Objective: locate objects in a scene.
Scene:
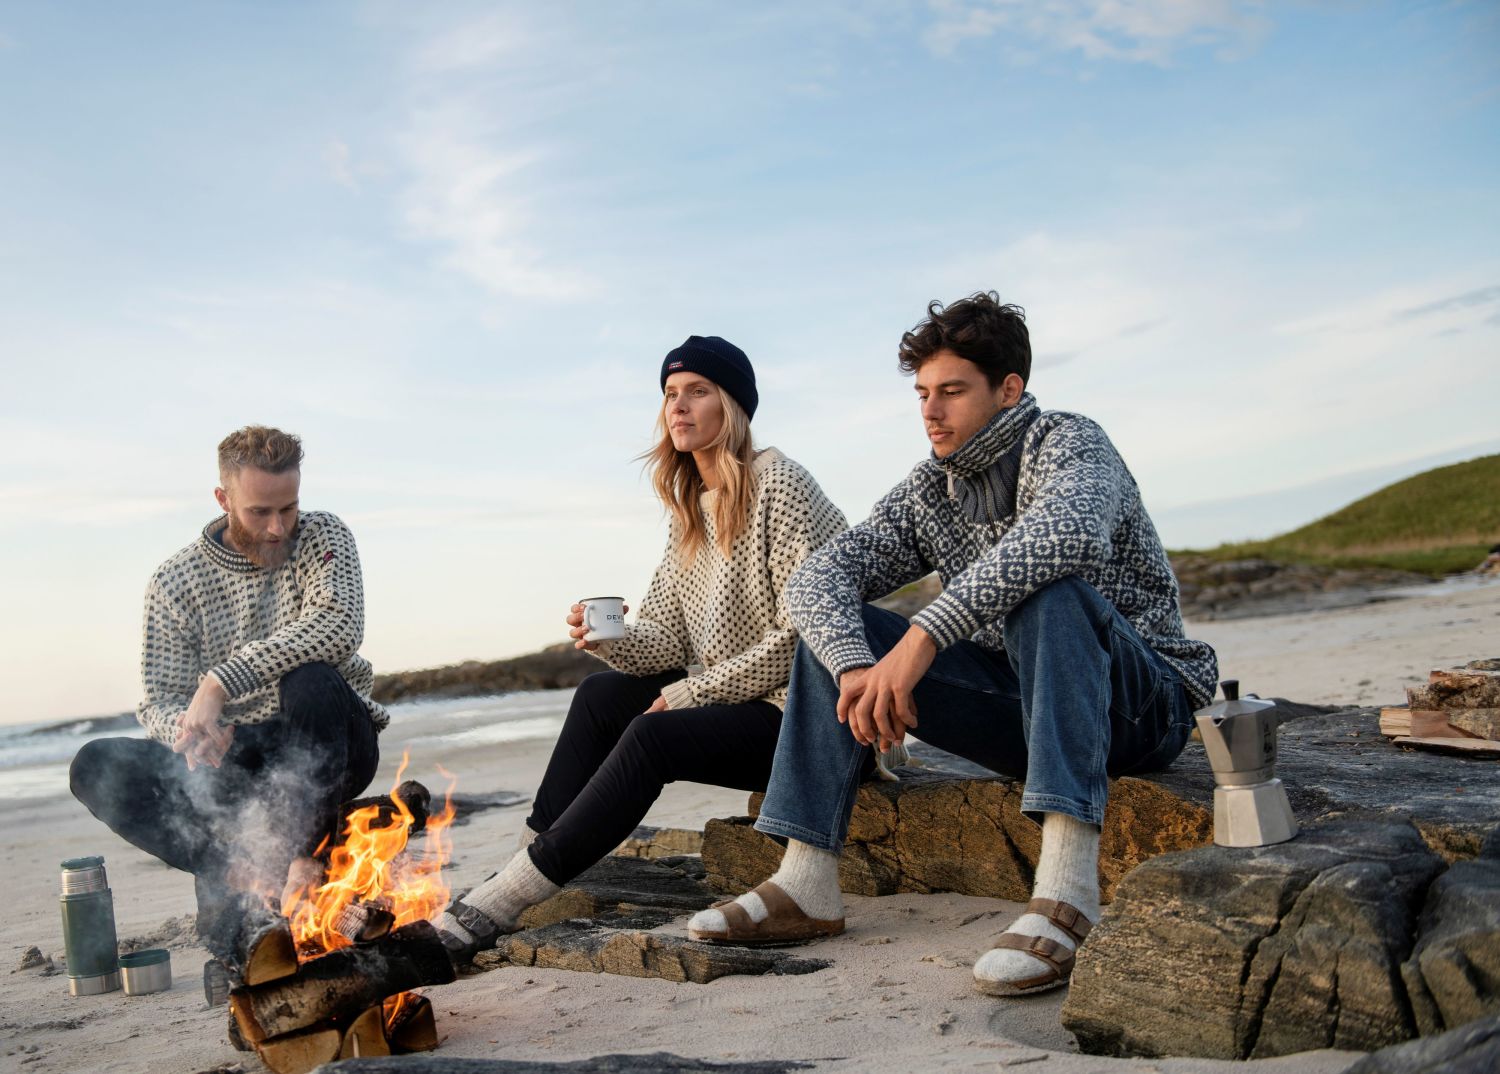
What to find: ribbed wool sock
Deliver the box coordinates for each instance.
[435,849,559,944]
[689,839,843,935]
[974,812,1100,988]
[517,823,541,852]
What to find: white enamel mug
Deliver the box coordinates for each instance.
[580,596,626,643]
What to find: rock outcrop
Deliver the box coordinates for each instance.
[701,706,1500,903]
[1060,816,1445,1059]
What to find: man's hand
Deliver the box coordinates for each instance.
[567,601,629,651]
[836,626,937,750]
[173,675,235,771]
[644,694,668,714]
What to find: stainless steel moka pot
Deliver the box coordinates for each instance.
[1194,680,1298,847]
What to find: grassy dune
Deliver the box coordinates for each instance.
[1184,454,1500,576]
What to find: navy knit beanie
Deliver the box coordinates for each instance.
[659,335,758,421]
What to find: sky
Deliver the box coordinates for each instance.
[1,1,1497,725]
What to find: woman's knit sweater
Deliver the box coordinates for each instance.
[592,448,847,710]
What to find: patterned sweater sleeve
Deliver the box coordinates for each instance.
[591,546,691,676]
[206,513,366,699]
[786,475,931,679]
[912,416,1128,649]
[658,465,848,710]
[137,575,200,746]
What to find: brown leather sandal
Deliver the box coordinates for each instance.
[687,881,845,947]
[973,896,1094,997]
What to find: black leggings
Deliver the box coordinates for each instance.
[69,662,381,885]
[525,670,782,886]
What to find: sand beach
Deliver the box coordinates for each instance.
[3,579,1497,1074]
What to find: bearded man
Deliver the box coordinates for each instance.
[70,425,386,931]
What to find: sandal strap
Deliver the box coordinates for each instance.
[991,932,1075,977]
[1025,897,1093,945]
[717,900,756,934]
[752,881,800,920]
[446,898,500,945]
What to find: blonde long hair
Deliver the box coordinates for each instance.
[642,384,756,564]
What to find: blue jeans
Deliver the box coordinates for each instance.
[756,577,1194,851]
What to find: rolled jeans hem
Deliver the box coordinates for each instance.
[1020,792,1103,827]
[753,814,841,854]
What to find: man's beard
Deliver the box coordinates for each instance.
[225,514,296,569]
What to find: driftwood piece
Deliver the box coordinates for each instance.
[339,1004,392,1059]
[1395,737,1500,758]
[386,994,439,1053]
[1411,671,1500,711]
[255,1022,341,1074]
[1380,708,1456,739]
[230,922,455,1043]
[1449,708,1500,741]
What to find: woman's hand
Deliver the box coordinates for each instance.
[567,601,629,650]
[644,694,669,714]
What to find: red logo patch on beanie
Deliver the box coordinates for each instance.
[667,360,684,370]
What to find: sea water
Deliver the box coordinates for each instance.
[0,688,575,803]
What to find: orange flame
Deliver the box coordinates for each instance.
[281,751,456,1028]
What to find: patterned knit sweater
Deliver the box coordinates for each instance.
[786,395,1218,707]
[592,448,848,710]
[137,511,389,746]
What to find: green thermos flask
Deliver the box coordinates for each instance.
[59,856,121,996]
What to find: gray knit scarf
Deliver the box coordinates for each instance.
[933,393,1040,524]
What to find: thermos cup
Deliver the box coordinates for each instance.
[59,856,121,996]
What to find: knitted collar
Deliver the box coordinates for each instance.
[932,393,1040,524]
[199,514,296,574]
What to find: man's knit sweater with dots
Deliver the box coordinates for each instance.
[787,395,1218,706]
[137,511,389,745]
[593,448,847,711]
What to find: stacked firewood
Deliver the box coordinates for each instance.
[226,913,453,1073]
[1379,660,1500,757]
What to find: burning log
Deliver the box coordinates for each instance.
[199,898,298,987]
[230,922,455,1044]
[335,779,432,842]
[335,900,396,944]
[385,994,439,1053]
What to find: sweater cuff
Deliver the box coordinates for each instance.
[207,658,261,700]
[911,594,983,651]
[659,677,698,711]
[818,637,878,681]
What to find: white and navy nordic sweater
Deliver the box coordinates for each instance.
[786,395,1218,707]
[137,511,389,746]
[592,448,848,711]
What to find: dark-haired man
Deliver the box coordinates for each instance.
[690,293,1216,998]
[70,426,385,929]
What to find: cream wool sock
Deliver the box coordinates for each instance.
[436,849,559,944]
[517,823,541,852]
[974,812,1100,988]
[689,839,843,935]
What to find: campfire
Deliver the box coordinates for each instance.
[225,755,460,1074]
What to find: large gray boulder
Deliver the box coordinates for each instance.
[1343,1013,1500,1074]
[1060,816,1444,1059]
[1401,830,1500,1035]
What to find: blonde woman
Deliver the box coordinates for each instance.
[435,335,847,961]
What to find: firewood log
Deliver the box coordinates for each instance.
[386,994,439,1053]
[230,922,455,1043]
[254,1023,341,1074]
[335,780,432,840]
[339,1005,392,1059]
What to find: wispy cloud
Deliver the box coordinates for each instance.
[924,0,1270,64]
[1392,284,1500,322]
[324,137,359,191]
[393,12,595,302]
